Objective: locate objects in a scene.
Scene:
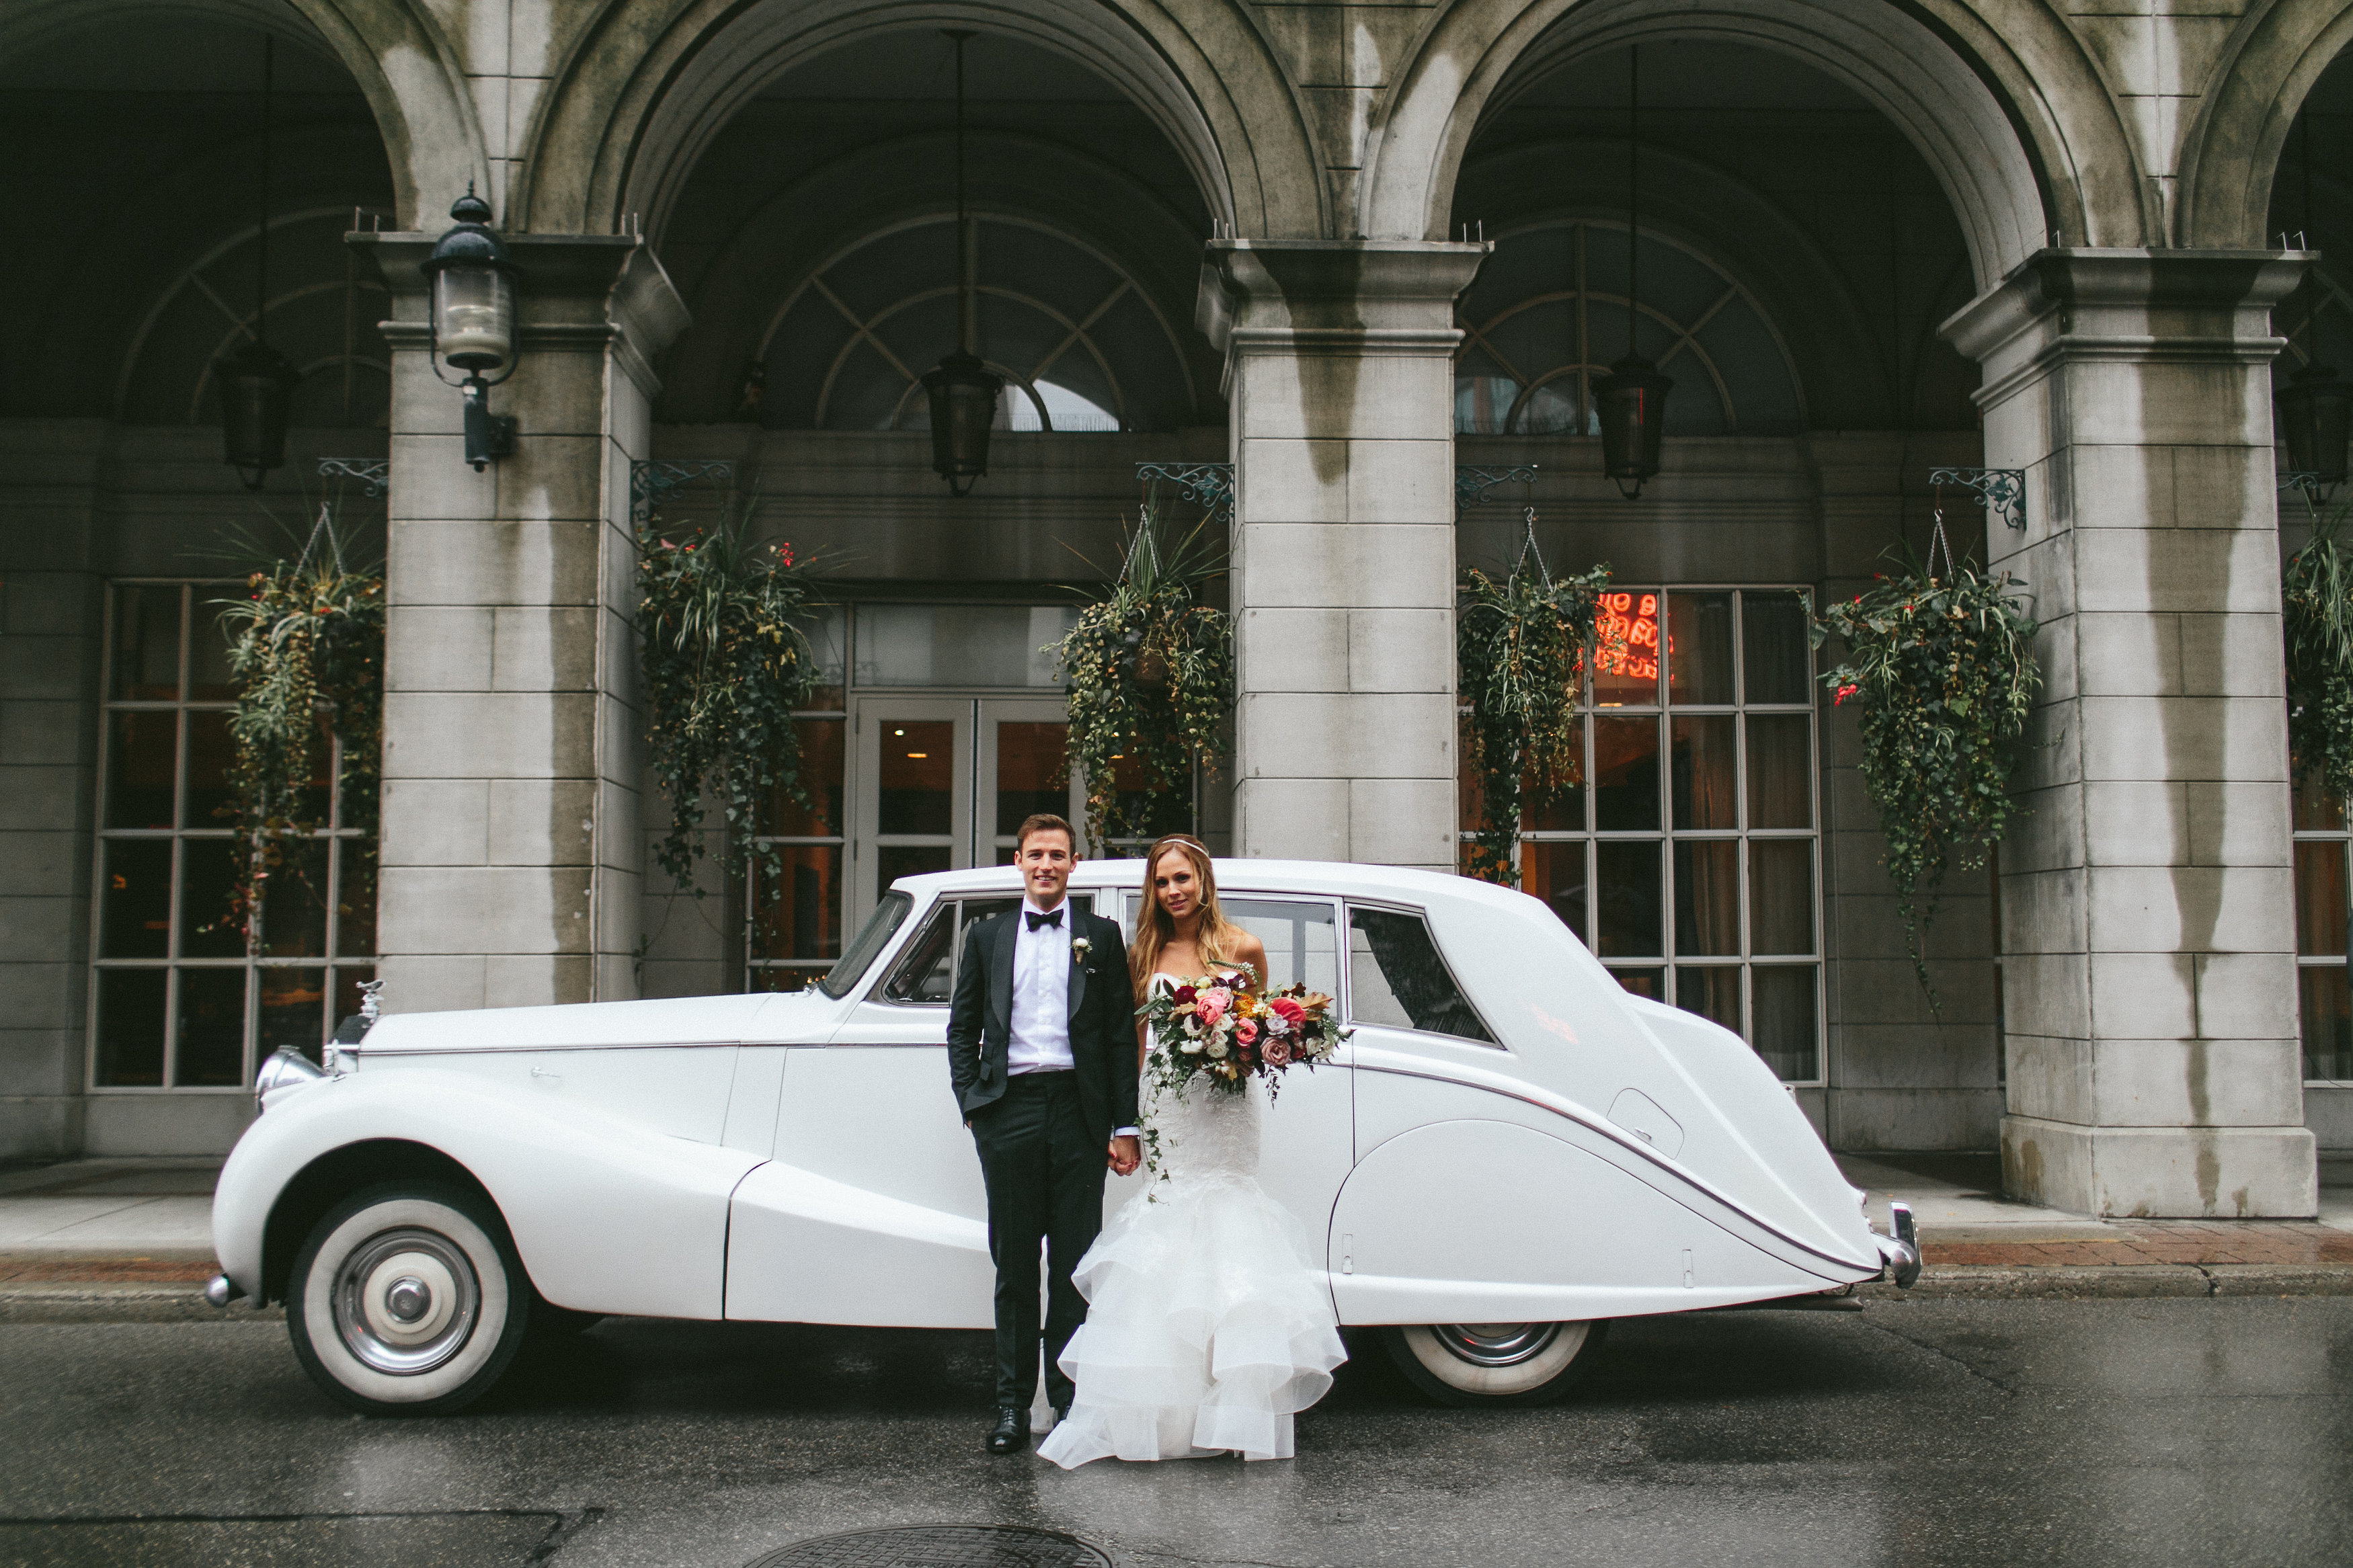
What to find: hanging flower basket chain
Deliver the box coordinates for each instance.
[1808,511,2040,1008]
[210,505,385,944]
[1047,484,1234,850]
[1457,505,1615,886]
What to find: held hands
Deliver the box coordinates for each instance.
[1107,1134,1141,1176]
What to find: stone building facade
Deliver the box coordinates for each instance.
[5,0,2351,1216]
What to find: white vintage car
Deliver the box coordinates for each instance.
[210,859,1918,1415]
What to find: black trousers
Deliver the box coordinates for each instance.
[969,1070,1103,1409]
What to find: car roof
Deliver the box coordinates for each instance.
[886,858,1532,915]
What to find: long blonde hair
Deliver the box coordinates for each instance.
[1130,835,1242,989]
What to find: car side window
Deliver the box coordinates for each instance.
[1221,898,1339,995]
[1345,905,1496,1044]
[874,895,1064,1005]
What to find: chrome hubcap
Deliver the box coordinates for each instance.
[332,1228,479,1374]
[1432,1322,1559,1368]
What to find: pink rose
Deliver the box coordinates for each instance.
[1235,1019,1258,1044]
[1263,1038,1292,1067]
[1195,987,1229,1026]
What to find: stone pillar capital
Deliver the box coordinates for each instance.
[351,231,690,398]
[1943,247,2309,409]
[1196,239,1489,364]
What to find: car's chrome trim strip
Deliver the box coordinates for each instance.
[1351,1057,1872,1275]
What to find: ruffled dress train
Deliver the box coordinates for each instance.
[1037,1020,1345,1467]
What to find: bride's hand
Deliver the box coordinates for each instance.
[1107,1134,1141,1175]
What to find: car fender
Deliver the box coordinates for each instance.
[212,1068,763,1319]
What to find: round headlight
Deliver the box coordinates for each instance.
[253,1046,327,1113]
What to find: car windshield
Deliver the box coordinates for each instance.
[822,892,914,998]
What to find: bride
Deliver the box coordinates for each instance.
[1038,834,1347,1466]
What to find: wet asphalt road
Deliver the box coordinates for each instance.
[1,1298,2349,1568]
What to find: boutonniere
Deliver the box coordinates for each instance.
[1070,936,1092,962]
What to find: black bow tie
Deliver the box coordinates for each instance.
[1025,907,1064,932]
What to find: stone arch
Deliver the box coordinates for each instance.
[514,0,1326,241]
[0,0,486,229]
[1364,0,2146,288]
[2177,0,2353,249]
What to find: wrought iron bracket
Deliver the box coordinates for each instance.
[1133,462,1234,526]
[317,458,389,499]
[630,459,736,526]
[1455,464,1539,509]
[1929,466,2027,531]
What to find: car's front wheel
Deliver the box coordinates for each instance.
[286,1182,528,1415]
[1382,1320,1610,1407]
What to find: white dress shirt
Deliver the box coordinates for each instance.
[1007,896,1075,1075]
[1006,896,1140,1140]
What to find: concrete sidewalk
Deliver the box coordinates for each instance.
[1,1151,2348,1320]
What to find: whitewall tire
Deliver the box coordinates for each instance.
[1382,1320,1610,1407]
[286,1182,528,1415]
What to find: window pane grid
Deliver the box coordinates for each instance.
[1463,585,1821,1082]
[91,583,377,1090]
[747,700,850,985]
[2293,764,2353,1083]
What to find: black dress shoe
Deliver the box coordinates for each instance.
[985,1407,1031,1454]
[1053,1404,1070,1428]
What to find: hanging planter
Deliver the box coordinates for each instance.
[211,509,385,942]
[2284,499,2353,807]
[1456,511,1614,884]
[1049,490,1234,850]
[637,511,827,899]
[1809,524,2040,1005]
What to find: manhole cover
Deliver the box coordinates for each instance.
[747,1525,1114,1568]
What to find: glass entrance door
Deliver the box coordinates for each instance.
[851,696,1079,923]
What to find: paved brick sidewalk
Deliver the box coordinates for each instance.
[1927,1221,2353,1270]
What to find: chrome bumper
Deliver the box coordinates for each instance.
[1874,1201,1921,1288]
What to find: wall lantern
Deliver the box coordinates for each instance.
[218,34,297,491]
[420,188,521,470]
[923,29,1002,495]
[1596,44,1671,500]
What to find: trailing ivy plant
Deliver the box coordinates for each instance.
[2284,499,2353,809]
[210,510,385,944]
[636,511,826,900]
[1049,491,1234,850]
[1456,524,1613,885]
[1810,547,2040,1006]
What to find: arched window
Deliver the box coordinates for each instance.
[756,214,1197,433]
[1454,220,1804,438]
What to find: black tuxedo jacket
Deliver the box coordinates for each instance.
[947,905,1140,1149]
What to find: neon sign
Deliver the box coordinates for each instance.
[1593,591,1667,683]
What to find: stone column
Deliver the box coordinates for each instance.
[1199,240,1486,871]
[1946,249,2317,1217]
[353,227,688,1013]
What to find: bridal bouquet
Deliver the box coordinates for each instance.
[1140,968,1345,1102]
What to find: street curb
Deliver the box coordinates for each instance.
[1860,1263,2353,1300]
[0,1285,283,1324]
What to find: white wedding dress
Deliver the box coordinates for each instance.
[1037,973,1347,1467]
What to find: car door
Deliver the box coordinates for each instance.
[727,892,1023,1327]
[1211,896,1355,1296]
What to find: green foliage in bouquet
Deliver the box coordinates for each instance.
[637,513,826,900]
[1810,550,2039,1004]
[2283,501,2353,810]
[1456,536,1614,885]
[211,512,385,943]
[1049,492,1234,850]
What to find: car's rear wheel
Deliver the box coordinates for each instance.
[1382,1320,1610,1407]
[286,1181,528,1415]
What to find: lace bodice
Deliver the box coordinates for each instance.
[1146,972,1261,1186]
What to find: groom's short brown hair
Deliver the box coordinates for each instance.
[1015,813,1077,853]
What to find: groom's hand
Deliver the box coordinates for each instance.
[1107,1135,1140,1175]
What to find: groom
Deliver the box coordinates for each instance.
[948,813,1142,1454]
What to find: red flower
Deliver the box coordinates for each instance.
[1268,997,1306,1027]
[1833,683,1860,706]
[1173,985,1197,1005]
